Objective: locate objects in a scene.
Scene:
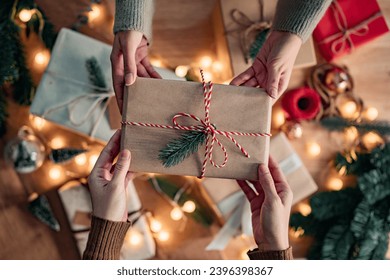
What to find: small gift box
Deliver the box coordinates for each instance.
[313,0,389,61]
[201,132,318,250]
[213,0,317,80]
[30,28,116,142]
[59,181,156,260]
[121,76,272,180]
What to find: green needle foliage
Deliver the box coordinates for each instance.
[0,88,9,137]
[49,148,87,164]
[159,131,207,167]
[249,28,269,61]
[321,116,390,136]
[149,177,213,226]
[85,57,107,91]
[290,143,390,259]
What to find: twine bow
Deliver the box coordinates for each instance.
[319,0,383,55]
[229,0,271,63]
[122,69,271,178]
[42,71,114,138]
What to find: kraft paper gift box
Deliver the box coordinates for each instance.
[313,0,389,61]
[121,78,272,180]
[59,181,156,260]
[201,132,318,250]
[213,0,317,81]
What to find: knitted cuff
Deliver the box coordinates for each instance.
[272,0,332,42]
[82,216,131,260]
[247,247,294,260]
[113,0,154,43]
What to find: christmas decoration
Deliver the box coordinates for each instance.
[313,0,389,61]
[281,87,322,121]
[27,195,60,231]
[290,143,390,259]
[49,148,87,164]
[281,121,303,140]
[321,117,390,137]
[3,126,45,173]
[0,0,57,136]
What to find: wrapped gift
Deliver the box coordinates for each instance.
[201,132,318,250]
[30,28,116,142]
[121,77,272,180]
[313,0,389,61]
[213,0,317,80]
[59,181,156,260]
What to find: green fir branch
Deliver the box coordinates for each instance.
[159,131,206,168]
[49,148,87,164]
[321,116,390,136]
[0,88,8,137]
[321,223,354,260]
[86,57,107,90]
[249,29,269,61]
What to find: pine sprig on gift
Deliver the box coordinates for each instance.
[290,143,390,259]
[86,57,107,91]
[159,131,207,168]
[49,148,87,164]
[321,116,390,136]
[249,28,269,61]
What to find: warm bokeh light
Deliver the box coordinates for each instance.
[240,249,250,260]
[273,110,286,128]
[89,154,99,169]
[149,218,162,233]
[290,227,305,238]
[49,166,62,180]
[18,9,34,22]
[343,126,359,144]
[327,177,343,191]
[170,207,183,221]
[339,100,357,119]
[157,230,170,242]
[202,71,213,82]
[182,200,196,213]
[306,142,321,157]
[361,131,384,151]
[34,51,50,66]
[50,137,65,149]
[88,4,101,22]
[75,154,87,166]
[199,56,213,68]
[150,58,163,67]
[175,65,189,78]
[30,116,46,130]
[363,107,378,121]
[297,203,311,217]
[212,61,223,73]
[127,229,143,246]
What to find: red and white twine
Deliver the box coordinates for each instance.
[121,69,271,178]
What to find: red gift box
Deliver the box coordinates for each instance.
[313,0,389,61]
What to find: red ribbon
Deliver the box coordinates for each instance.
[122,70,271,178]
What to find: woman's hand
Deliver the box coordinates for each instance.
[88,130,133,222]
[231,31,302,100]
[237,157,293,251]
[110,30,161,111]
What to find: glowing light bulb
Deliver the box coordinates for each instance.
[290,227,305,238]
[339,100,357,119]
[297,203,311,217]
[361,131,384,151]
[75,154,87,166]
[150,58,163,67]
[50,137,65,149]
[170,207,183,221]
[157,230,170,242]
[202,71,213,82]
[363,107,378,121]
[34,51,50,66]
[343,126,359,144]
[175,65,189,78]
[306,142,321,157]
[89,154,99,169]
[19,9,33,22]
[88,4,101,22]
[49,166,62,180]
[127,229,143,246]
[328,177,343,191]
[240,249,250,260]
[273,110,286,128]
[149,218,162,233]
[212,61,223,73]
[182,200,196,213]
[199,56,213,68]
[31,116,45,130]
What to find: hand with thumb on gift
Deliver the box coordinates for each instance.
[230,31,302,101]
[237,156,293,252]
[88,129,133,222]
[110,30,162,113]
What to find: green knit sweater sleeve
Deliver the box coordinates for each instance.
[272,0,332,42]
[113,0,154,42]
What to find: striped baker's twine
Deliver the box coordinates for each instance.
[121,69,271,178]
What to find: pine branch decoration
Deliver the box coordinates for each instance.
[86,57,107,91]
[249,29,269,61]
[321,116,390,136]
[49,148,87,164]
[159,131,207,167]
